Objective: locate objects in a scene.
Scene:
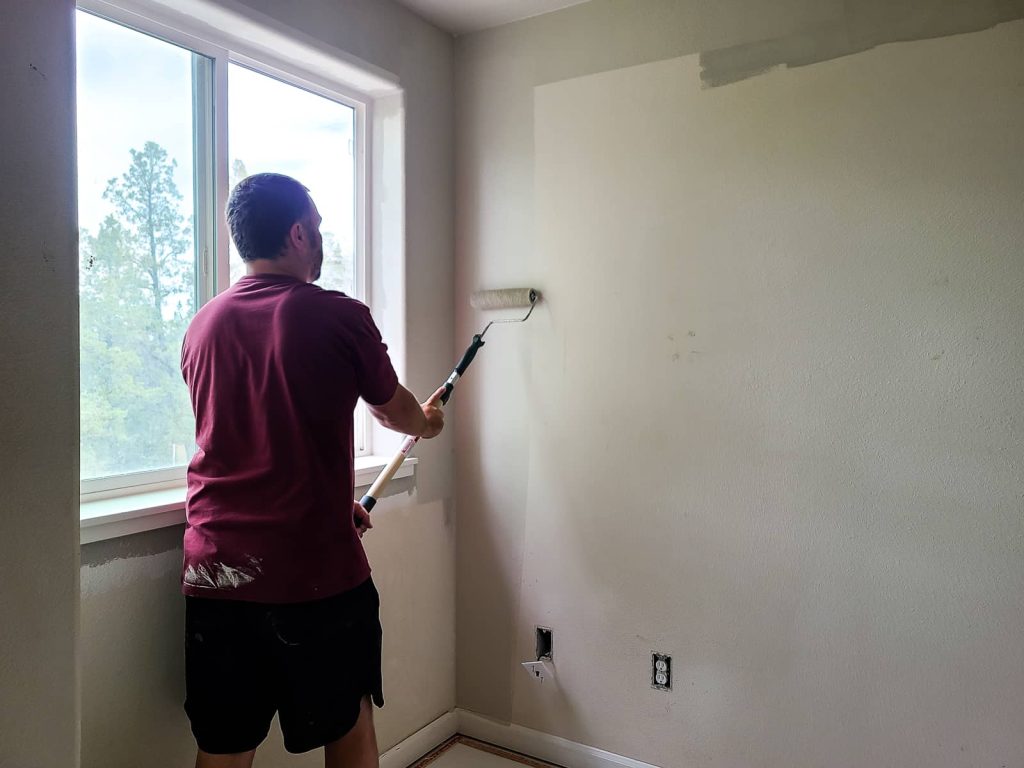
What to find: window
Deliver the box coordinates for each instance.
[227,63,359,297]
[76,11,211,494]
[76,4,371,501]
[226,63,369,449]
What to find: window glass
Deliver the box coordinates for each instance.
[76,10,204,480]
[227,64,357,297]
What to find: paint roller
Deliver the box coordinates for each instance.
[357,288,540,515]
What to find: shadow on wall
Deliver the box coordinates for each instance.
[700,0,1024,87]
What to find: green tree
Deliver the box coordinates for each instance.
[103,142,192,322]
[320,231,354,295]
[80,142,195,478]
[231,158,249,190]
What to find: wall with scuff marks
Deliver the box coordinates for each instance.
[0,1,80,767]
[80,528,191,766]
[454,3,1024,765]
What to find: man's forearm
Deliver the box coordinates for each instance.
[368,385,429,436]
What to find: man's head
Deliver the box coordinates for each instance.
[227,172,323,282]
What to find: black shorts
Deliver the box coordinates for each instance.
[184,578,384,755]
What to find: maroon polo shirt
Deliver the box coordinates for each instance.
[180,273,398,603]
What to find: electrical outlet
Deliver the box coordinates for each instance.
[521,660,552,682]
[652,653,672,691]
[536,627,553,661]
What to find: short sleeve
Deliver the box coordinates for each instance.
[345,302,399,406]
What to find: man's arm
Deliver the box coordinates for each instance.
[368,384,445,439]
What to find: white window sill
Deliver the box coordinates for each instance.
[79,456,416,545]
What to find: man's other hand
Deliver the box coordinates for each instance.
[353,501,373,537]
[368,384,446,438]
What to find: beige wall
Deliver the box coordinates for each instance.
[2,0,454,765]
[0,1,80,767]
[455,3,1024,766]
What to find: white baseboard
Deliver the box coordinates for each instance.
[379,711,458,768]
[378,708,662,768]
[456,710,662,768]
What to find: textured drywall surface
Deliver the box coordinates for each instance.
[455,8,1024,767]
[453,0,842,720]
[0,1,80,767]
[70,0,456,762]
[80,528,192,768]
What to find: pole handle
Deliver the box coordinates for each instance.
[441,335,485,405]
[357,332,486,524]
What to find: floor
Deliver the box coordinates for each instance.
[413,736,561,768]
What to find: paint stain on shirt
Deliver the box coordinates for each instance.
[184,556,263,590]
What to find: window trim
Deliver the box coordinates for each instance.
[80,466,186,502]
[77,0,381,503]
[81,456,418,544]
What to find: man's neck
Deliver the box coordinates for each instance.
[245,258,308,282]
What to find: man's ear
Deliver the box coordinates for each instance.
[288,219,306,248]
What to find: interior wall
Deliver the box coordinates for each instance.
[0,0,458,764]
[0,1,80,767]
[454,3,1024,766]
[80,529,191,766]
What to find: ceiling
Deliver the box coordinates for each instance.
[395,0,589,35]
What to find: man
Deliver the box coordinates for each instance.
[180,173,444,768]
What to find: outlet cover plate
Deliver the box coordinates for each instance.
[652,652,672,691]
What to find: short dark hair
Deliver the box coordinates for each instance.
[226,173,312,262]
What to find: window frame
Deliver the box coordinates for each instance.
[77,0,374,503]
